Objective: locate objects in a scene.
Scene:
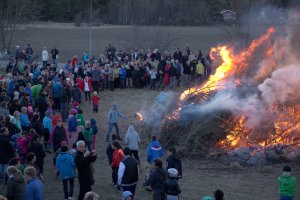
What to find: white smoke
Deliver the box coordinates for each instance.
[139,91,178,129]
[140,7,300,132]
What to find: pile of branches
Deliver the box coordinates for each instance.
[160,111,231,158]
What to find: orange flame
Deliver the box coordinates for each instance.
[135,112,143,121]
[172,27,300,150]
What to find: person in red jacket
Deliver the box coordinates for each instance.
[52,110,62,128]
[71,55,78,68]
[111,141,124,188]
[91,91,100,113]
[76,77,84,92]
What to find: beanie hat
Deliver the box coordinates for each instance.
[73,102,79,107]
[71,109,77,115]
[202,197,213,200]
[283,166,291,172]
[168,168,178,178]
[123,191,133,200]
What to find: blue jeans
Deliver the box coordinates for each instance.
[107,123,120,139]
[63,178,74,199]
[280,196,293,200]
[280,195,294,200]
[120,78,125,89]
[60,102,68,122]
[0,164,8,183]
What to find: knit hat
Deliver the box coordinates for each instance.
[73,102,79,107]
[70,109,77,115]
[283,166,291,172]
[61,140,67,146]
[202,196,213,200]
[122,191,133,200]
[167,168,178,178]
[93,91,97,95]
[26,153,35,162]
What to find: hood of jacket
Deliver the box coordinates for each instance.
[170,154,181,161]
[126,125,136,134]
[57,152,69,162]
[112,103,117,110]
[150,141,161,149]
[90,118,97,126]
[11,171,25,184]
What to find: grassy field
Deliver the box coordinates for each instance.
[0,88,299,200]
[10,24,231,62]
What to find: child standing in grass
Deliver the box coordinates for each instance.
[92,91,100,113]
[278,166,296,200]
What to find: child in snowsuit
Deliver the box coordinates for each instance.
[165,168,181,200]
[92,91,100,113]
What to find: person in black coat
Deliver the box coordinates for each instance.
[144,159,167,200]
[165,168,181,200]
[173,48,183,63]
[166,147,182,179]
[30,113,44,138]
[9,99,21,115]
[29,134,46,174]
[72,84,82,104]
[0,127,15,183]
[106,134,117,165]
[37,90,48,121]
[118,147,139,198]
[132,67,140,89]
[75,140,97,200]
[4,116,20,138]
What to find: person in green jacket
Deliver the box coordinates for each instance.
[31,83,43,106]
[83,121,93,151]
[278,166,296,200]
[75,109,86,128]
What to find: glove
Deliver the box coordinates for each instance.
[84,151,90,157]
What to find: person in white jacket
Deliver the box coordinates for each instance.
[125,125,141,165]
[42,47,49,67]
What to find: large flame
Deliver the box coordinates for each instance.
[173,27,300,150]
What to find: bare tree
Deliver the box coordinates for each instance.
[0,0,35,50]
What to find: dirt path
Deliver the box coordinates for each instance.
[0,89,299,200]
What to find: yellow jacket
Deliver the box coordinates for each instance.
[114,68,120,78]
[196,63,204,75]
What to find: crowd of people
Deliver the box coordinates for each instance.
[0,44,297,200]
[5,44,213,92]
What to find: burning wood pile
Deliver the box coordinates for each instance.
[138,19,300,165]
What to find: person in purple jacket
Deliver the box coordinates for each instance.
[68,109,78,147]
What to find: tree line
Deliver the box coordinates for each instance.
[28,0,293,25]
[0,0,296,50]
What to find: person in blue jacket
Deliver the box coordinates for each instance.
[24,166,44,200]
[106,103,126,142]
[56,145,76,200]
[119,66,127,89]
[20,107,30,131]
[146,136,164,163]
[53,80,62,110]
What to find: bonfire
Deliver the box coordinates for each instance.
[138,22,300,165]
